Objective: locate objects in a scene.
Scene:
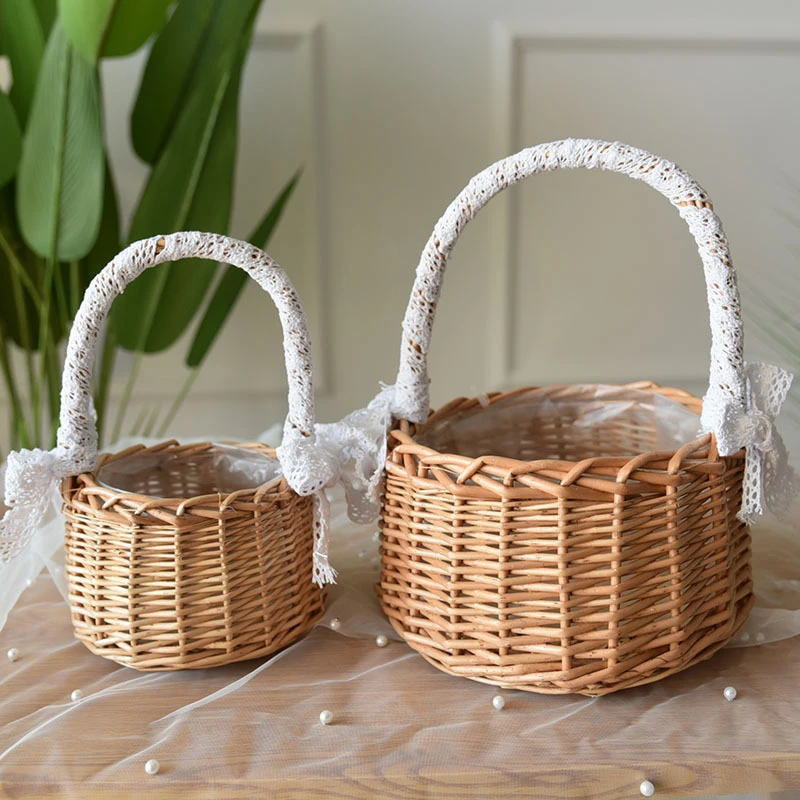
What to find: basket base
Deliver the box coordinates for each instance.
[379,591,754,696]
[71,603,326,672]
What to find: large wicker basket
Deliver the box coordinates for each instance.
[378,140,755,695]
[58,232,325,670]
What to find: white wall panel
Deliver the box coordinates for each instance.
[491,30,800,390]
[2,0,799,450]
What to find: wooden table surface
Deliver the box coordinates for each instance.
[0,574,798,800]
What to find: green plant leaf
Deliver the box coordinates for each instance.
[33,0,57,35]
[114,68,240,352]
[58,0,173,65]
[0,190,40,347]
[186,169,302,368]
[0,93,22,189]
[62,166,120,318]
[130,0,216,165]
[16,23,105,262]
[0,0,46,125]
[113,1,263,354]
[83,165,121,280]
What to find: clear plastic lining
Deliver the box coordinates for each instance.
[418,384,703,460]
[96,442,282,496]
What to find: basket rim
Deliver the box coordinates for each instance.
[386,382,740,499]
[61,439,290,513]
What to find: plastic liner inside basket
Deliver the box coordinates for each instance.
[415,384,703,462]
[96,443,282,498]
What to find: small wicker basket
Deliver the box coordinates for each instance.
[378,140,755,695]
[58,232,324,670]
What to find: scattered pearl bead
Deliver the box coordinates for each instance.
[145,759,160,775]
[755,632,765,643]
[358,549,367,559]
[640,779,655,797]
[723,686,737,702]
[376,634,388,648]
[372,531,381,542]
[70,689,83,702]
[738,631,750,643]
[7,648,19,663]
[319,709,333,726]
[492,695,505,711]
[329,617,341,631]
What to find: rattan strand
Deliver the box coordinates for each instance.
[62,441,324,671]
[378,384,752,695]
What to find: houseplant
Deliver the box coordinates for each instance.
[0,0,298,455]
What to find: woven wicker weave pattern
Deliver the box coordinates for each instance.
[63,442,324,671]
[379,385,752,695]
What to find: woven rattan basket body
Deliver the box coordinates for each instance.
[376,140,758,695]
[45,232,327,670]
[62,441,323,670]
[380,384,751,695]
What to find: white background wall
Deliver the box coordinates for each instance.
[3,0,800,447]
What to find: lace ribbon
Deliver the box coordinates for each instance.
[275,430,339,586]
[702,361,797,523]
[0,448,74,565]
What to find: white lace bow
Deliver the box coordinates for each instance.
[0,448,75,565]
[703,361,796,524]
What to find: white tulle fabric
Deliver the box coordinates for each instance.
[0,232,342,586]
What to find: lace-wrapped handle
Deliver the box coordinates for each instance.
[57,232,317,474]
[393,138,745,423]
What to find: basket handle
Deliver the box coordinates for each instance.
[392,139,745,425]
[58,232,317,473]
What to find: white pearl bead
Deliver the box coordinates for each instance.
[7,648,19,663]
[70,689,83,702]
[319,709,333,726]
[755,632,765,643]
[376,634,388,648]
[358,549,367,559]
[723,686,737,702]
[492,695,505,711]
[738,631,750,643]
[145,759,160,775]
[329,617,341,631]
[640,779,655,797]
